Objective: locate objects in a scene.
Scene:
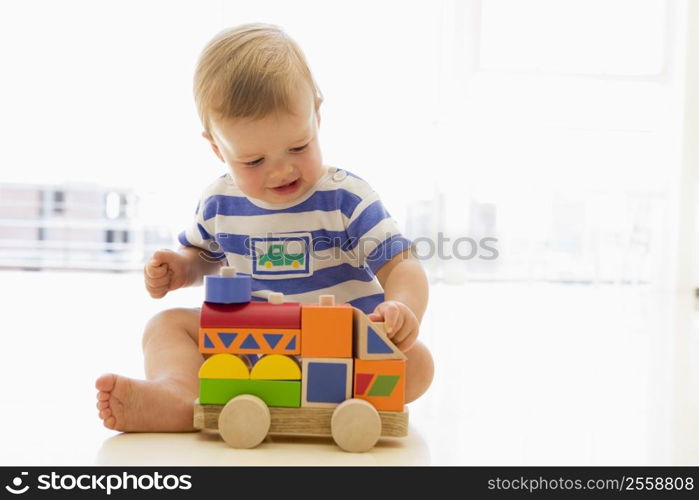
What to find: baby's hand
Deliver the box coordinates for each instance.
[144,249,190,298]
[367,300,419,352]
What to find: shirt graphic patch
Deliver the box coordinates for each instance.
[250,232,313,278]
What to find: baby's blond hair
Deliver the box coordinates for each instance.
[194,23,323,134]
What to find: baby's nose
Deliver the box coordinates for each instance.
[270,162,295,180]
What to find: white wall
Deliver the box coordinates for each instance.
[0,0,694,287]
[0,0,442,240]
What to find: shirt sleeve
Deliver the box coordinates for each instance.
[177,192,226,261]
[345,191,413,275]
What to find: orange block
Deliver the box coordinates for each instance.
[300,303,353,358]
[353,359,405,412]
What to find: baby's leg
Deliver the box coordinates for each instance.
[404,341,434,403]
[95,308,202,432]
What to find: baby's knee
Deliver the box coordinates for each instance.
[142,308,199,347]
[406,342,434,375]
[405,341,434,403]
[145,307,198,329]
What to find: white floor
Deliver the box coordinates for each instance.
[0,270,697,465]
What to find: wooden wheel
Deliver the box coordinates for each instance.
[218,395,271,449]
[331,399,382,452]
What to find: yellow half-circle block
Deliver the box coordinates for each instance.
[250,355,301,380]
[199,353,250,379]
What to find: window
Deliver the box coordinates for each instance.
[423,0,685,284]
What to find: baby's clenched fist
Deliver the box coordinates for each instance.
[144,249,190,298]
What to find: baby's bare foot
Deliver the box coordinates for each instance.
[95,374,197,432]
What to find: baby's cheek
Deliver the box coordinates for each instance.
[232,171,262,197]
[300,150,323,175]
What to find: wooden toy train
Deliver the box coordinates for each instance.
[193,266,408,452]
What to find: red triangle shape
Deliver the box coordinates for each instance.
[355,373,374,395]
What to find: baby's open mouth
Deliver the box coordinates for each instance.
[272,179,298,189]
[272,179,299,193]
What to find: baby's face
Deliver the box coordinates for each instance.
[204,90,324,205]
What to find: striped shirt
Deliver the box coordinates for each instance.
[178,166,413,314]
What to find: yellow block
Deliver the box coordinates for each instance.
[250,355,301,380]
[199,353,250,379]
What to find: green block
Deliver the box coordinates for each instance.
[199,379,301,407]
[367,375,400,397]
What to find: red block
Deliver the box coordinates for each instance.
[201,301,301,329]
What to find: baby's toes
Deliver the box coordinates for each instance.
[95,373,117,393]
[103,415,116,429]
[97,400,109,410]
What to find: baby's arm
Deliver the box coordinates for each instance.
[144,246,224,298]
[367,249,429,351]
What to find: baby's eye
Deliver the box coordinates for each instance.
[244,157,264,167]
[289,143,309,153]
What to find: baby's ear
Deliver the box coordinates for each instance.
[202,131,225,163]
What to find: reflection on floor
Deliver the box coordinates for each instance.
[96,429,430,466]
[0,271,697,465]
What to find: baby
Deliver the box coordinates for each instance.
[96,23,434,431]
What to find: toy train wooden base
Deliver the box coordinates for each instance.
[194,397,408,453]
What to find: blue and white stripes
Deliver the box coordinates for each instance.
[179,166,412,314]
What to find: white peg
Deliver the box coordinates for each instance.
[268,292,284,304]
[319,295,335,306]
[221,266,237,277]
